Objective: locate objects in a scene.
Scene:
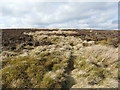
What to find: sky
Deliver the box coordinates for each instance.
[0,0,118,30]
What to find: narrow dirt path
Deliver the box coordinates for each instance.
[62,55,76,88]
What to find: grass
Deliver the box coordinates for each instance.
[52,64,62,71]
[73,54,113,86]
[73,57,87,68]
[40,75,56,88]
[2,55,49,88]
[2,31,118,88]
[2,50,70,88]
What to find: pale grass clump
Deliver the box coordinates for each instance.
[40,69,66,88]
[1,51,17,60]
[84,45,118,65]
[11,79,24,88]
[73,43,83,50]
[24,30,77,36]
[71,44,118,88]
[44,69,65,81]
[82,40,95,47]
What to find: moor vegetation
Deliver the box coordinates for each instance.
[1,29,119,89]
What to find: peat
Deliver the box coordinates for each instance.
[1,29,119,51]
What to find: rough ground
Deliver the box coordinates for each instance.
[2,29,119,51]
[1,29,119,89]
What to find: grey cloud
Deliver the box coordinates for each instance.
[0,1,118,30]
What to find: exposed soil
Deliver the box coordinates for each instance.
[1,29,119,51]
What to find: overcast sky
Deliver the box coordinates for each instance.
[0,0,118,30]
